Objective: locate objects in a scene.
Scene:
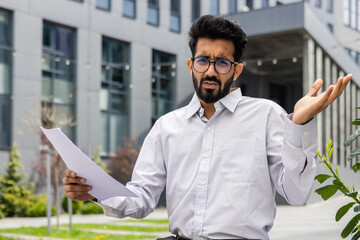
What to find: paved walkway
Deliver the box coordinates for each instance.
[0,196,354,239]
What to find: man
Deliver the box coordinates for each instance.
[63,15,351,239]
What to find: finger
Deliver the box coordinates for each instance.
[308,79,323,97]
[338,74,352,95]
[65,192,93,201]
[325,77,343,103]
[63,184,92,192]
[65,170,77,178]
[62,175,86,185]
[318,85,334,111]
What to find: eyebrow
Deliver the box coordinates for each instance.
[195,55,230,60]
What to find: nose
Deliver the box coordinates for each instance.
[205,62,217,77]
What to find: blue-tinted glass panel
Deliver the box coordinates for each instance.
[192,0,201,23]
[42,22,76,141]
[148,0,159,26]
[151,50,176,122]
[0,95,11,147]
[97,0,111,10]
[0,9,11,148]
[170,15,180,32]
[101,37,130,153]
[123,0,136,18]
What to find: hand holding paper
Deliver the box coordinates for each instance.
[41,127,137,201]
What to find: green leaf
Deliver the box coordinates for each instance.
[344,128,360,147]
[354,205,360,213]
[333,179,348,194]
[314,174,332,183]
[347,147,360,161]
[315,185,338,201]
[336,202,356,221]
[342,214,360,238]
[335,166,339,177]
[347,192,358,199]
[352,119,360,126]
[353,163,360,173]
[352,230,360,240]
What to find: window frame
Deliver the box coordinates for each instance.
[100,37,131,155]
[0,9,13,149]
[147,0,160,26]
[123,0,137,19]
[170,0,181,33]
[96,0,111,11]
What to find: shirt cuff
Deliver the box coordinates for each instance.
[283,113,317,149]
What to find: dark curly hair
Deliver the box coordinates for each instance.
[188,15,247,62]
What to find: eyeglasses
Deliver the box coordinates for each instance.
[191,57,238,75]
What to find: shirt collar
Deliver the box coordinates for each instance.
[185,88,243,120]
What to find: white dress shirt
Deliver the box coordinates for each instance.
[97,88,317,240]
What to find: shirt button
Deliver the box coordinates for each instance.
[207,127,212,131]
[200,181,205,186]
[304,131,308,136]
[204,153,209,158]
[196,211,201,215]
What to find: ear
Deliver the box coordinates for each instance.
[187,58,193,75]
[233,63,243,81]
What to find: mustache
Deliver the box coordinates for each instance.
[200,76,221,85]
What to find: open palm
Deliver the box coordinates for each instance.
[292,74,352,125]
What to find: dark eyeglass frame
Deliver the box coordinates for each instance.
[191,57,239,75]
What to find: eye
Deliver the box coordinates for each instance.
[195,57,208,66]
[217,58,230,67]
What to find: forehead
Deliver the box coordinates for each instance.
[195,38,235,59]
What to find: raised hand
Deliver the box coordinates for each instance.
[292,74,352,125]
[62,170,95,201]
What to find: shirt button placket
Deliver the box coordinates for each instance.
[192,123,214,236]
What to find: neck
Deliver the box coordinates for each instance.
[200,100,216,120]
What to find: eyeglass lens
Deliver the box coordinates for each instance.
[193,57,232,74]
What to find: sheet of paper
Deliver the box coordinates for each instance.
[40,127,138,200]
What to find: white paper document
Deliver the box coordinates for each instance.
[41,127,138,200]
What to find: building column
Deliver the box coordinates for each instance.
[315,46,323,154]
[331,64,339,165]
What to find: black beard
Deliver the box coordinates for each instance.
[192,75,234,103]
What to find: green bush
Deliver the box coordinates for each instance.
[62,195,83,214]
[27,194,56,217]
[0,143,36,217]
[0,209,4,219]
[80,201,103,215]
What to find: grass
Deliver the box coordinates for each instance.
[0,227,157,240]
[0,236,22,240]
[69,223,169,232]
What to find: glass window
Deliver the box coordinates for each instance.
[327,0,333,13]
[123,0,136,19]
[0,9,11,148]
[42,22,76,140]
[229,0,237,14]
[246,0,254,10]
[151,50,176,124]
[69,0,83,2]
[210,0,219,15]
[351,0,356,29]
[327,23,333,33]
[170,0,181,32]
[147,0,159,26]
[191,0,201,23]
[101,37,130,155]
[96,0,111,11]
